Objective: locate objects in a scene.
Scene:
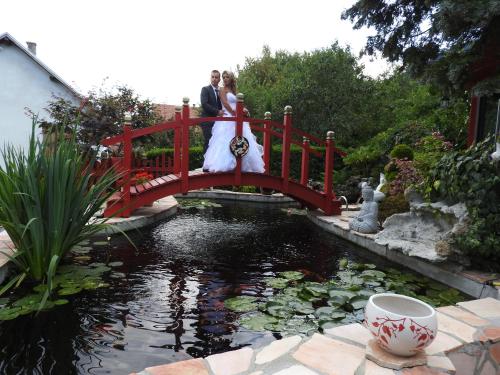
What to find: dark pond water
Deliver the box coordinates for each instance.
[0,202,457,374]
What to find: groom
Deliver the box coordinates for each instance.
[200,70,224,158]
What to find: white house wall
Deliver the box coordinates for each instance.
[0,42,80,152]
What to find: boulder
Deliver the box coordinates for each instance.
[375,201,469,264]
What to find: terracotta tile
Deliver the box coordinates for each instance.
[489,342,500,364]
[365,339,426,370]
[145,358,208,375]
[437,306,490,327]
[426,356,456,372]
[425,332,463,355]
[447,351,478,375]
[206,347,253,375]
[324,323,371,347]
[458,298,500,319]
[437,312,477,343]
[255,335,301,364]
[293,333,364,375]
[270,365,319,375]
[401,366,448,374]
[364,359,396,374]
[479,327,500,343]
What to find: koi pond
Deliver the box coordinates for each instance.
[0,200,467,374]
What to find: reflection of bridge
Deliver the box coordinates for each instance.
[101,94,346,217]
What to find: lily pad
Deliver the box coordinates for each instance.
[224,296,259,312]
[108,261,124,267]
[265,277,289,289]
[239,313,278,331]
[279,271,304,281]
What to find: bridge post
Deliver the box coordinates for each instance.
[281,106,292,193]
[235,93,244,186]
[300,136,310,186]
[174,106,182,174]
[122,114,132,217]
[323,130,335,214]
[263,111,272,174]
[181,97,190,194]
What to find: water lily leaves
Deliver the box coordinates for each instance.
[178,199,222,209]
[349,296,368,310]
[71,247,91,254]
[303,283,328,297]
[361,270,386,280]
[338,258,348,269]
[239,313,278,331]
[288,300,315,315]
[315,306,346,320]
[108,261,124,267]
[265,277,289,289]
[265,301,294,318]
[54,299,69,305]
[279,271,304,281]
[0,306,22,320]
[224,296,259,312]
[58,287,83,296]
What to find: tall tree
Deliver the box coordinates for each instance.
[238,44,381,147]
[342,0,500,94]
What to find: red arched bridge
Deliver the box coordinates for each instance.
[100,94,346,217]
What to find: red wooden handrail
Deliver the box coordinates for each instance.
[100,94,346,218]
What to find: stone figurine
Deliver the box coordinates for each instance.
[373,172,386,202]
[349,184,379,234]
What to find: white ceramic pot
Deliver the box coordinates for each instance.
[364,293,437,356]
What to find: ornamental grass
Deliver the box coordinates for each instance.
[0,120,122,305]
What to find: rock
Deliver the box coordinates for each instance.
[375,202,469,263]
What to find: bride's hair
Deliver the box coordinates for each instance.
[222,70,237,94]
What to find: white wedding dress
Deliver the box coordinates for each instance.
[202,92,265,173]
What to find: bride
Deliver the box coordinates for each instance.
[202,71,265,173]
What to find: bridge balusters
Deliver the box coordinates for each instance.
[281,106,292,193]
[174,106,182,174]
[323,130,336,214]
[263,111,272,174]
[300,137,310,186]
[122,114,132,217]
[235,93,245,185]
[181,97,190,194]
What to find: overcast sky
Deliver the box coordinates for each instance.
[2,0,390,106]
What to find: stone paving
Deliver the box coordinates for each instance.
[132,298,500,375]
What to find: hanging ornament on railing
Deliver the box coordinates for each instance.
[491,98,500,162]
[229,136,249,157]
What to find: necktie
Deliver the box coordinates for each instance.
[215,88,221,107]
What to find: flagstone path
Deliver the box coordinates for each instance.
[132,297,500,375]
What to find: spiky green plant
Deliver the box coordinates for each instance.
[0,119,122,301]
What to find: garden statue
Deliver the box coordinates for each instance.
[373,172,386,202]
[349,183,379,234]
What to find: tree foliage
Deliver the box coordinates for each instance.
[342,0,500,94]
[39,86,164,152]
[237,44,382,147]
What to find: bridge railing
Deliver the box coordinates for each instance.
[101,93,345,215]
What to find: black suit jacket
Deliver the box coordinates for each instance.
[200,85,222,119]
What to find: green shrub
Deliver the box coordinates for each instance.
[413,132,453,177]
[390,144,414,160]
[0,120,121,301]
[378,194,410,223]
[427,137,500,267]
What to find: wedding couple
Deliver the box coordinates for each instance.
[200,70,265,173]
